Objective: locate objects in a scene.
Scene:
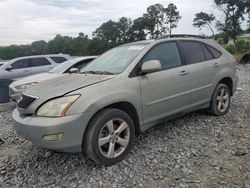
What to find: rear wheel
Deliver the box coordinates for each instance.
[83,108,135,165]
[209,83,231,116]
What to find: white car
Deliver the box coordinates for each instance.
[0,54,70,81]
[9,56,97,102]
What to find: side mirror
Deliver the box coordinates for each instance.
[5,65,13,71]
[141,60,161,74]
[69,68,78,73]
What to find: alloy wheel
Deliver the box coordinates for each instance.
[98,118,130,158]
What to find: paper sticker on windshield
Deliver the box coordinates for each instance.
[128,46,145,50]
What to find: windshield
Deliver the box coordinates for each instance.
[49,59,77,73]
[81,44,146,74]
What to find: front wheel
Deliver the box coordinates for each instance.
[209,83,231,116]
[83,108,135,165]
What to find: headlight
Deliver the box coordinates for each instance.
[36,95,80,117]
[15,82,38,90]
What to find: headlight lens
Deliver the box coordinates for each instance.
[16,82,38,90]
[36,95,80,117]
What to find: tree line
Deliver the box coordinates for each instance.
[0,0,250,60]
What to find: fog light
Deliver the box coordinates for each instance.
[42,133,64,141]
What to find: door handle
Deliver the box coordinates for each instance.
[214,63,220,68]
[23,70,29,72]
[179,70,189,76]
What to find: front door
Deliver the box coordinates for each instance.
[139,42,191,125]
[8,59,31,80]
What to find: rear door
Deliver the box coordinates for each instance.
[139,41,191,125]
[180,41,222,107]
[29,57,52,75]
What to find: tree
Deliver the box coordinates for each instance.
[48,34,73,54]
[117,17,133,43]
[215,0,247,43]
[165,3,182,35]
[129,17,147,41]
[71,33,89,55]
[92,20,120,45]
[193,12,215,37]
[30,40,48,55]
[143,4,166,38]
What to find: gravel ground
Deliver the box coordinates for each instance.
[0,65,250,188]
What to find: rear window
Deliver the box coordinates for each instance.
[182,41,205,64]
[206,45,222,58]
[201,44,214,61]
[50,57,67,63]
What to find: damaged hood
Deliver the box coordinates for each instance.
[10,73,61,87]
[24,73,115,99]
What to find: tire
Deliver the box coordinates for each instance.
[209,83,231,116]
[83,108,135,166]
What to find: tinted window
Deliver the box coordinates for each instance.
[182,41,205,64]
[75,59,94,69]
[206,45,221,58]
[30,58,51,67]
[50,57,67,63]
[201,44,214,61]
[12,59,30,69]
[142,42,182,70]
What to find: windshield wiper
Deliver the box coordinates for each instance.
[81,71,98,75]
[81,71,115,75]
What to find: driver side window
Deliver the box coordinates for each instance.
[142,42,182,70]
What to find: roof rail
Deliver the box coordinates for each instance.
[159,34,206,39]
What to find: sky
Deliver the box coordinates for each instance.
[0,0,227,46]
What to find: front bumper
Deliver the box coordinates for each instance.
[12,109,91,153]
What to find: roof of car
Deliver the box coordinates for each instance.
[122,35,210,46]
[10,54,70,61]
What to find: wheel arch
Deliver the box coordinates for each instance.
[82,101,141,152]
[218,77,233,96]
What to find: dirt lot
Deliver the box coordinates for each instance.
[0,65,249,188]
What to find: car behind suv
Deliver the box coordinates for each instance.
[9,56,97,102]
[12,35,238,165]
[0,54,70,81]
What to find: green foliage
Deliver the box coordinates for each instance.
[235,40,250,53]
[224,44,237,54]
[224,39,250,54]
[165,3,182,35]
[215,0,247,42]
[143,4,166,38]
[193,12,215,37]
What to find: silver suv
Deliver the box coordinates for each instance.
[0,54,70,80]
[12,35,238,165]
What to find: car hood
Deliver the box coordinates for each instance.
[10,73,61,87]
[24,73,115,99]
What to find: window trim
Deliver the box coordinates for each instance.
[129,41,185,78]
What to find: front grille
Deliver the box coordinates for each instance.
[9,88,15,95]
[17,94,37,109]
